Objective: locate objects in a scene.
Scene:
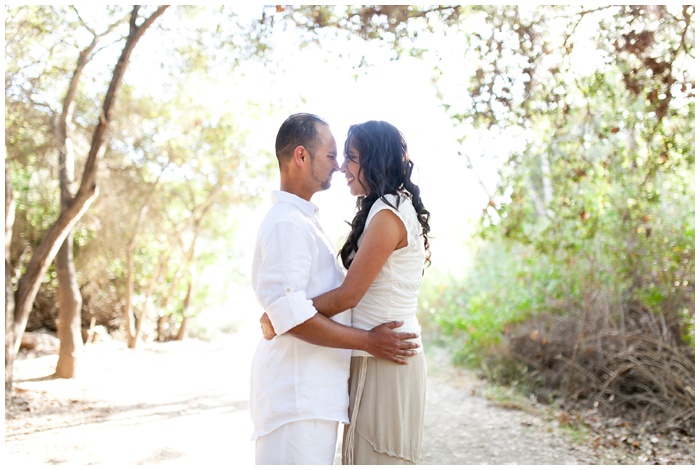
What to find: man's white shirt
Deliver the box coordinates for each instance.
[250,190,351,439]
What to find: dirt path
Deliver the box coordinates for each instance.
[420,347,590,465]
[2,324,648,466]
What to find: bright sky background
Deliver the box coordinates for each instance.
[86,5,615,326]
[270,55,480,268]
[95,5,622,327]
[209,28,492,280]
[214,5,620,280]
[62,5,501,328]
[125,5,606,285]
[217,59,485,330]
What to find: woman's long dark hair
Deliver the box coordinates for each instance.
[339,120,431,269]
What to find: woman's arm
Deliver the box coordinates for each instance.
[259,208,407,338]
[313,208,408,316]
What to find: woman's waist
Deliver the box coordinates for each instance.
[351,312,422,357]
[354,290,418,313]
[351,311,421,331]
[351,320,423,357]
[367,279,422,293]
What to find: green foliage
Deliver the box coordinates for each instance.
[5,5,276,337]
[106,80,269,326]
[422,241,562,369]
[277,7,695,429]
[420,201,694,377]
[6,7,694,418]
[425,3,695,354]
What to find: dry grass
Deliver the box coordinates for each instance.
[507,303,694,435]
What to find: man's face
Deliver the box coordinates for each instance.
[308,124,339,192]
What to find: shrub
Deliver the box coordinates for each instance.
[419,227,695,434]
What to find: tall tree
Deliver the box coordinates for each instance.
[5,5,169,390]
[54,8,128,379]
[5,169,16,390]
[122,166,163,348]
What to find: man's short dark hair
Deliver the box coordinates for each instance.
[275,113,328,167]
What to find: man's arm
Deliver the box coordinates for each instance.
[286,209,418,364]
[259,311,418,364]
[259,209,418,363]
[288,314,418,365]
[259,208,406,328]
[254,219,319,336]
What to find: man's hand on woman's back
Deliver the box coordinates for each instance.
[366,321,418,365]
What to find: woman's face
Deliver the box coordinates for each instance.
[340,137,367,197]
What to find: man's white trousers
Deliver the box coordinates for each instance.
[255,419,339,465]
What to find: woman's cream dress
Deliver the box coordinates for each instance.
[342,194,427,465]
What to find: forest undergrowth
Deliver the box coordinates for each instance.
[418,238,695,454]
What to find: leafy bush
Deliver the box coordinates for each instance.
[419,212,695,433]
[417,4,695,435]
[420,241,549,370]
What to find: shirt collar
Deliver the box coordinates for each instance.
[272,190,320,219]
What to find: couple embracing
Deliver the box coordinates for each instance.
[250,113,431,465]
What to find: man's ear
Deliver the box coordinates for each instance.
[292,146,306,167]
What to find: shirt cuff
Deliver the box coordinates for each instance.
[266,288,317,335]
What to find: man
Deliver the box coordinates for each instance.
[250,113,418,465]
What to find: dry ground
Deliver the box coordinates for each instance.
[4,323,695,467]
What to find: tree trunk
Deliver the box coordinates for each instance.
[175,280,193,341]
[125,244,169,348]
[5,260,16,392]
[5,168,16,391]
[5,168,13,261]
[54,234,83,378]
[157,314,169,341]
[124,245,137,347]
[5,5,170,389]
[123,157,173,347]
[50,12,111,380]
[176,315,188,341]
[53,46,88,379]
[170,185,219,342]
[124,194,159,348]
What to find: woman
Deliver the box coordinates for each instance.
[263,120,431,464]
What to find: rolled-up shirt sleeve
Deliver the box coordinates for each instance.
[254,219,318,335]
